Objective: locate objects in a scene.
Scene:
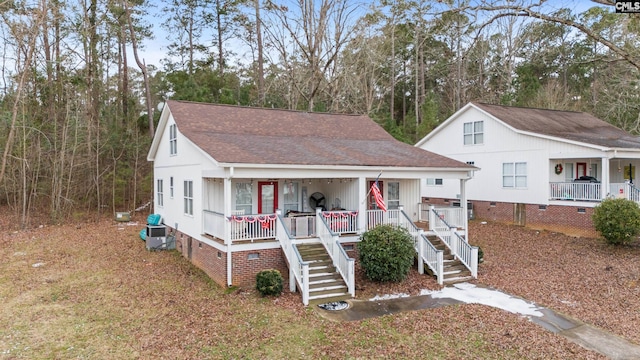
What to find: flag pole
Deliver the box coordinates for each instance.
[362,171,383,204]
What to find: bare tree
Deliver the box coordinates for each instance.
[264,0,359,111]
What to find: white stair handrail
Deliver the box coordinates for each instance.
[316,208,355,298]
[275,212,310,305]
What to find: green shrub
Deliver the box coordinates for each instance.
[256,269,283,296]
[358,225,415,282]
[592,198,640,246]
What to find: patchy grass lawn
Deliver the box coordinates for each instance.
[0,211,628,359]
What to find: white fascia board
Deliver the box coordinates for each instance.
[147,104,172,161]
[415,102,476,147]
[216,163,474,178]
[608,148,640,158]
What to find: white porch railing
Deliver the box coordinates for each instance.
[367,209,402,229]
[320,210,359,235]
[203,210,225,239]
[549,182,601,201]
[429,206,478,279]
[316,209,355,298]
[282,215,316,238]
[275,213,310,305]
[228,214,277,242]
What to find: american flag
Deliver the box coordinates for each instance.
[371,179,387,212]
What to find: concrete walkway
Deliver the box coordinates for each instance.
[315,284,640,360]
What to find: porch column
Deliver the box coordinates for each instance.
[357,176,367,234]
[224,176,233,286]
[460,178,469,243]
[601,157,610,200]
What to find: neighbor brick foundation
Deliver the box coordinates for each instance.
[423,198,598,237]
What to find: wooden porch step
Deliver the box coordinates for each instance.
[292,241,352,305]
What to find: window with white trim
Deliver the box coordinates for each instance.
[235,183,252,215]
[387,182,400,210]
[169,124,177,155]
[503,162,527,188]
[157,179,164,207]
[426,178,443,186]
[564,163,574,182]
[283,181,300,213]
[184,180,193,215]
[463,121,484,145]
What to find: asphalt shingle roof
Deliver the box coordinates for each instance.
[473,102,640,149]
[168,100,472,168]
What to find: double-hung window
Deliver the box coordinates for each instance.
[387,182,400,210]
[157,179,164,207]
[184,180,193,215]
[463,121,483,145]
[235,183,252,215]
[169,124,177,155]
[426,178,443,186]
[503,162,527,188]
[283,182,300,213]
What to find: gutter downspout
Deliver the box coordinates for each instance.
[226,167,234,287]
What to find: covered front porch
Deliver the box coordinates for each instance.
[548,156,640,203]
[200,173,465,244]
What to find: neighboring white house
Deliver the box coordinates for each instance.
[147,100,477,304]
[416,102,640,234]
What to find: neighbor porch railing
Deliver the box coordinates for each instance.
[549,182,601,201]
[276,212,310,305]
[429,206,478,279]
[316,209,355,298]
[609,182,640,202]
[418,203,466,229]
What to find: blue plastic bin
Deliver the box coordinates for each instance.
[147,214,161,226]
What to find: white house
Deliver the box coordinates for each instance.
[416,102,640,235]
[147,100,478,304]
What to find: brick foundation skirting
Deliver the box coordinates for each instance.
[171,228,291,288]
[423,198,598,237]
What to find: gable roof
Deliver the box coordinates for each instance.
[159,100,473,169]
[473,102,640,149]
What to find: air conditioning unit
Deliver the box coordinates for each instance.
[146,225,168,250]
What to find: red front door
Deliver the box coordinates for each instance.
[258,181,278,214]
[368,180,383,210]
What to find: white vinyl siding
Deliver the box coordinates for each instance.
[463,121,483,145]
[503,162,527,188]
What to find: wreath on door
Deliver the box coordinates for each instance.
[555,164,563,175]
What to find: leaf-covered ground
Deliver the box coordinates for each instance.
[1,209,637,359]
